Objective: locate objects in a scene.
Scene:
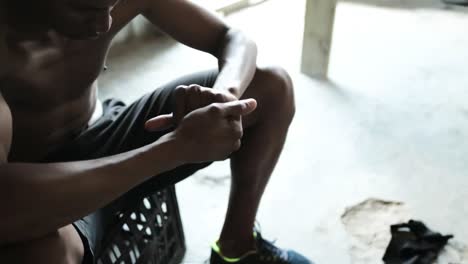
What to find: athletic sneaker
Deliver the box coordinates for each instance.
[210,231,313,264]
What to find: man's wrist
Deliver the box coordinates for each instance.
[212,85,241,99]
[145,132,186,171]
[213,78,243,99]
[226,87,241,99]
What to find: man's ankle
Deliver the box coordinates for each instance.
[216,238,256,258]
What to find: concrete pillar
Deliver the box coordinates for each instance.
[301,0,337,78]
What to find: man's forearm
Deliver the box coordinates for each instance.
[0,133,182,245]
[213,29,257,98]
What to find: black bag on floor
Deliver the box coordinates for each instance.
[383,220,453,264]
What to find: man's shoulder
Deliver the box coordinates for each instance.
[108,0,152,35]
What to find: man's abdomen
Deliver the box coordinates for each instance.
[7,86,98,162]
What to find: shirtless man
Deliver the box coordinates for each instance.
[0,0,311,263]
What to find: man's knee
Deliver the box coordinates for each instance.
[0,225,84,264]
[255,66,295,123]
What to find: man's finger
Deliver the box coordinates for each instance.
[214,92,227,103]
[218,98,257,117]
[173,86,186,124]
[186,84,201,114]
[200,88,215,106]
[145,114,174,132]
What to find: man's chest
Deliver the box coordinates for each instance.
[1,33,111,107]
[1,0,144,107]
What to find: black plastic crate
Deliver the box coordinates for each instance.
[97,186,186,264]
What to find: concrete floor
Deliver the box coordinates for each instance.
[99,0,468,263]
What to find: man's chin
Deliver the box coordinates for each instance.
[52,16,113,40]
[54,27,102,40]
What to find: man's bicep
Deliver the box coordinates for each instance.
[0,92,12,163]
[142,0,229,55]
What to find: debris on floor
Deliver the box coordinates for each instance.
[383,220,453,264]
[341,198,468,264]
[195,174,231,187]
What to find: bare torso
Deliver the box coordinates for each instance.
[1,1,140,161]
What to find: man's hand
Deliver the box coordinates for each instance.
[145,84,238,131]
[161,99,256,164]
[172,84,238,123]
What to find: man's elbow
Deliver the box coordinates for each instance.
[213,28,257,58]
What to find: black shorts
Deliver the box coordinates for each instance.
[43,70,219,263]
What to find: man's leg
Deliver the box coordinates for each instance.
[0,225,84,264]
[218,66,295,256]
